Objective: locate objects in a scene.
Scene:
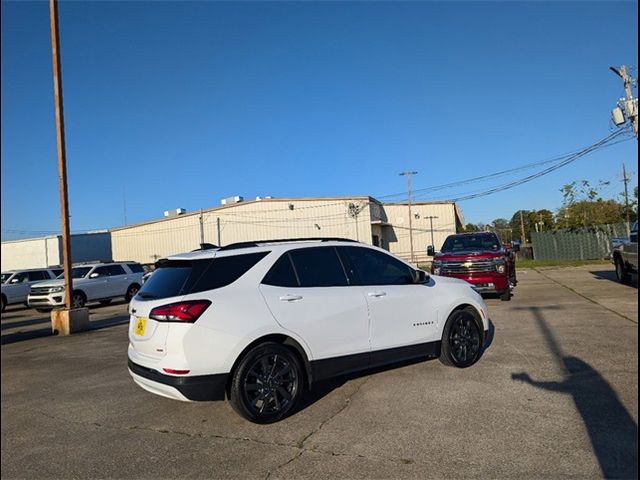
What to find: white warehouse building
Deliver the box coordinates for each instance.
[0,232,112,271]
[110,196,464,265]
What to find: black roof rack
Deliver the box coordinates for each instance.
[218,237,358,251]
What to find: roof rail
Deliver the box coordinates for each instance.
[191,243,219,252]
[218,237,358,251]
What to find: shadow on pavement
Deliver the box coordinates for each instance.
[512,306,638,478]
[589,270,638,289]
[1,316,51,331]
[1,314,130,345]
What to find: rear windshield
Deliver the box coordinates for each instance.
[441,234,501,253]
[137,252,269,300]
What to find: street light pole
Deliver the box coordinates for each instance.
[399,171,418,263]
[426,216,438,250]
[49,0,73,310]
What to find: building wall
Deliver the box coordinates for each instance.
[1,232,112,271]
[111,198,375,264]
[1,237,51,271]
[383,203,459,264]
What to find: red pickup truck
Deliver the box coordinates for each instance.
[428,232,517,301]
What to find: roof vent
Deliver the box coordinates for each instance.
[164,208,186,217]
[221,195,243,205]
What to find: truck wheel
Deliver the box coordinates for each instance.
[615,257,631,285]
[499,289,512,301]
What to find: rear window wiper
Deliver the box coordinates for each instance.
[137,292,158,300]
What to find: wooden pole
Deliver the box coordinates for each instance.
[49,0,73,309]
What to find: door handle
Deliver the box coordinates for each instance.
[279,294,303,302]
[367,291,387,298]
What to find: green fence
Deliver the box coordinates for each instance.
[531,224,628,260]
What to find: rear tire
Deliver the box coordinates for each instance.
[615,257,631,285]
[439,308,484,368]
[125,284,140,302]
[229,342,303,424]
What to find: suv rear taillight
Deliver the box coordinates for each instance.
[149,300,211,323]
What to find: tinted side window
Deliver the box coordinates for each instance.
[92,266,111,277]
[190,252,269,293]
[341,247,414,286]
[28,271,49,281]
[12,272,30,283]
[107,265,126,276]
[288,247,348,287]
[262,253,299,287]
[51,269,63,277]
[127,263,144,273]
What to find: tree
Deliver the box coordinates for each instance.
[462,223,483,232]
[491,218,512,243]
[557,179,624,228]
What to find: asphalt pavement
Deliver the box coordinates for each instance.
[1,265,637,479]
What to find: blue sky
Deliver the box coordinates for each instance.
[1,1,637,239]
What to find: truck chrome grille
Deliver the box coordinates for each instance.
[440,261,495,274]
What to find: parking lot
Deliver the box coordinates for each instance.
[1,265,637,479]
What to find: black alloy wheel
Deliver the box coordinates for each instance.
[230,342,302,423]
[440,309,483,368]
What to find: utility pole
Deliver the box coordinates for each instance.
[399,171,418,263]
[49,0,73,310]
[519,210,526,244]
[199,209,205,245]
[610,65,638,139]
[622,163,631,235]
[216,217,221,246]
[348,203,365,241]
[426,215,438,250]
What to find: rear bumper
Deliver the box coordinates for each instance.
[128,360,228,402]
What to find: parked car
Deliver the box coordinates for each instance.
[127,238,491,423]
[1,268,63,312]
[611,221,638,284]
[27,262,145,312]
[428,232,517,301]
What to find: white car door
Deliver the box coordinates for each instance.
[259,247,370,376]
[338,246,440,355]
[105,264,129,297]
[84,266,112,300]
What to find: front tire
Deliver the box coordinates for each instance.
[229,342,303,424]
[615,257,631,285]
[71,291,86,309]
[440,308,483,368]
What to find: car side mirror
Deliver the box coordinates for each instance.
[89,272,100,278]
[427,245,435,257]
[414,270,428,284]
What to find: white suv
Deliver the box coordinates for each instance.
[128,239,491,423]
[1,268,63,312]
[28,262,144,312]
